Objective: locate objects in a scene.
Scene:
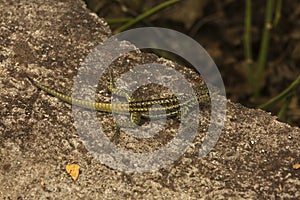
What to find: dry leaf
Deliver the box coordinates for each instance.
[66,163,80,181]
[293,163,300,169]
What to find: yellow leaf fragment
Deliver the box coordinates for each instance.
[293,163,300,169]
[66,163,80,181]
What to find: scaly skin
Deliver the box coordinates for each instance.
[27,76,210,121]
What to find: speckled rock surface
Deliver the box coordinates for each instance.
[0,0,299,199]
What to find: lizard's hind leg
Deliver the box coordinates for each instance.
[108,70,136,102]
